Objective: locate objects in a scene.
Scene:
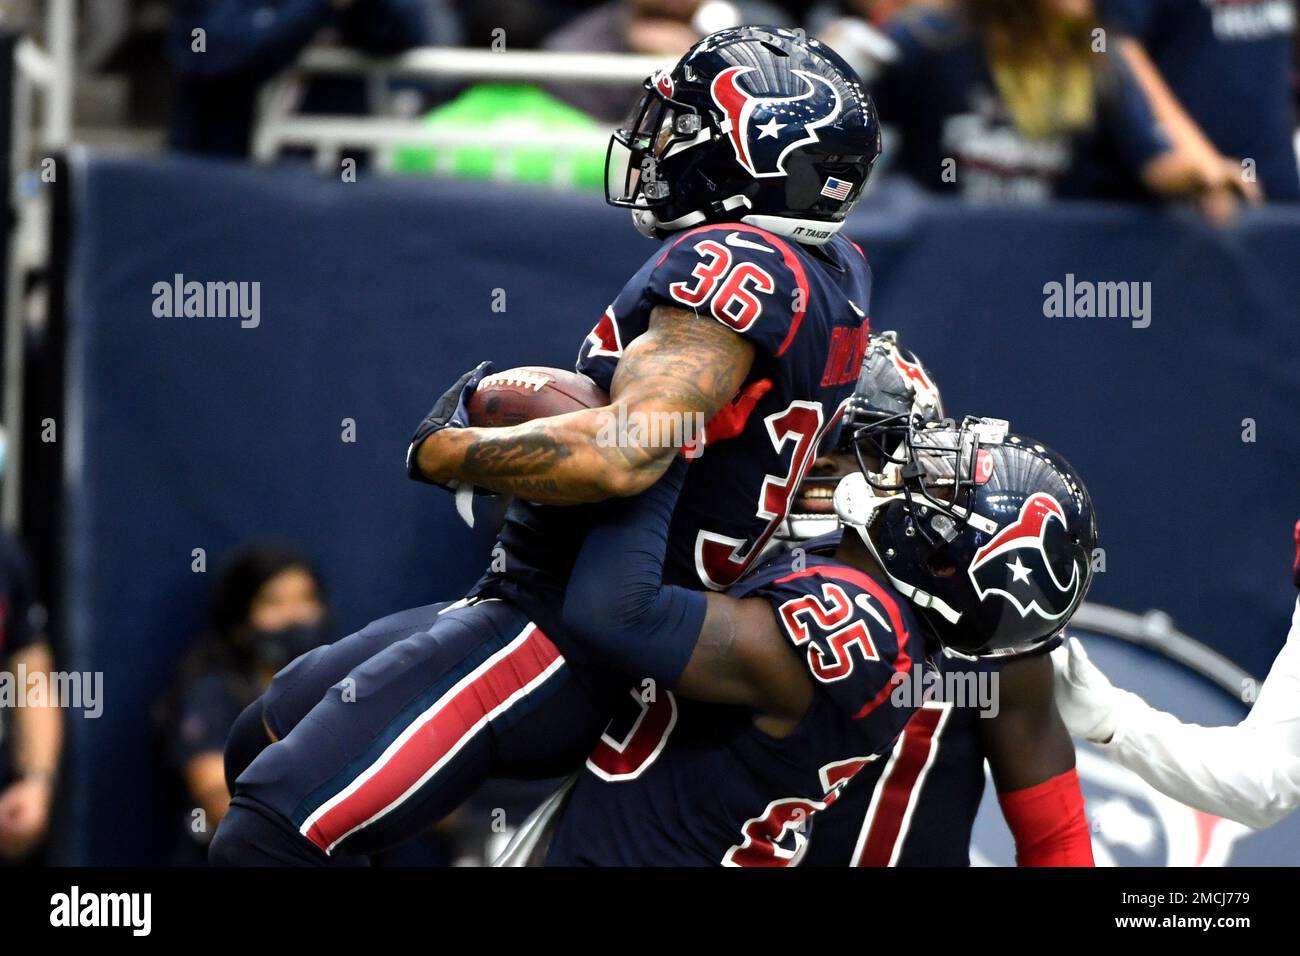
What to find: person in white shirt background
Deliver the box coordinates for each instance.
[1053,521,1300,830]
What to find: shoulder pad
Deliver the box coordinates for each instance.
[767,563,925,751]
[645,223,810,357]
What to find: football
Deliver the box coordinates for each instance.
[467,366,609,427]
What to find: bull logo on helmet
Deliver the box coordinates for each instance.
[709,65,842,179]
[968,493,1082,620]
[889,348,942,417]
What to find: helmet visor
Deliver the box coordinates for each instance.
[850,417,1004,546]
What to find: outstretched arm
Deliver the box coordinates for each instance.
[1053,621,1300,830]
[560,459,812,722]
[980,652,1093,866]
[411,305,756,505]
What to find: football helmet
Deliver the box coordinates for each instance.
[835,416,1097,658]
[607,26,881,244]
[777,332,944,542]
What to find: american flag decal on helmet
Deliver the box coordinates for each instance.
[820,177,853,200]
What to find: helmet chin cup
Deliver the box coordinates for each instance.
[631,207,660,239]
[832,472,890,534]
[633,203,714,240]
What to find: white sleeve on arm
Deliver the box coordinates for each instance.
[1099,598,1300,829]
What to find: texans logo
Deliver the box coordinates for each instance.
[709,66,842,178]
[968,493,1081,620]
[890,349,941,412]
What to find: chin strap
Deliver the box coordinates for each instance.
[635,194,763,241]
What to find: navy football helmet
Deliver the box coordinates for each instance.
[843,331,944,446]
[834,416,1097,658]
[607,26,881,244]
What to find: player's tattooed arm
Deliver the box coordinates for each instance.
[412,305,756,504]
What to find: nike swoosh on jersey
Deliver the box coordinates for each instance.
[724,231,775,253]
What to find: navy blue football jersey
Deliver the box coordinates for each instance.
[796,612,1064,865]
[800,663,990,867]
[544,552,928,867]
[786,534,984,866]
[479,224,873,627]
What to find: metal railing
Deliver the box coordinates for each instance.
[252,46,669,169]
[291,46,669,82]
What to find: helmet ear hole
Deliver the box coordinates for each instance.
[925,548,957,578]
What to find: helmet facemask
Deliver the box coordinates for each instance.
[835,418,1011,658]
[839,417,1095,660]
[854,417,1005,550]
[606,76,722,238]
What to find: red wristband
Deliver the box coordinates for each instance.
[998,767,1094,867]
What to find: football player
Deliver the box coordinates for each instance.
[773,334,1096,867]
[212,26,889,864]
[1051,521,1300,830]
[539,412,1098,865]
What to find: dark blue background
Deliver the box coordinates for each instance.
[58,155,1300,862]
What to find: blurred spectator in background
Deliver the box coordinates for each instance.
[454,0,602,50]
[0,537,55,864]
[841,0,1250,209]
[168,0,438,157]
[1100,0,1298,208]
[816,0,933,93]
[156,544,328,862]
[543,0,793,122]
[0,429,57,865]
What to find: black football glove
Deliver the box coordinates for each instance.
[406,360,494,487]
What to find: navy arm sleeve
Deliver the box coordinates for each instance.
[561,458,708,686]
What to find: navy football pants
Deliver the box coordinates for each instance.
[214,596,609,861]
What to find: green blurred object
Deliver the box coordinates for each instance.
[392,84,608,189]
